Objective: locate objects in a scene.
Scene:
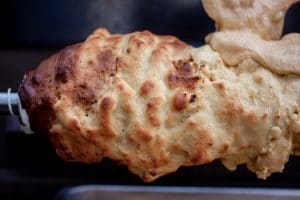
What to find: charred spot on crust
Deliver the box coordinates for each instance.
[189,94,197,103]
[31,74,42,85]
[168,59,200,90]
[19,44,87,134]
[97,50,115,71]
[262,113,268,119]
[191,152,203,164]
[29,101,56,133]
[18,66,57,134]
[19,76,56,133]
[213,82,226,96]
[99,97,116,138]
[87,60,95,66]
[55,44,80,83]
[93,50,119,82]
[215,82,225,90]
[149,170,157,176]
[174,60,193,76]
[55,64,70,83]
[173,92,188,111]
[100,97,114,111]
[116,57,127,70]
[168,74,200,90]
[147,97,161,127]
[219,143,229,154]
[140,80,155,96]
[73,84,97,107]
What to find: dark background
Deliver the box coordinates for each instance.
[0,1,299,200]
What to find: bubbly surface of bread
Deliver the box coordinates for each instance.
[19,28,300,181]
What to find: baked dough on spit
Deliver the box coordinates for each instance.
[18,0,300,182]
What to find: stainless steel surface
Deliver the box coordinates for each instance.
[57,185,300,200]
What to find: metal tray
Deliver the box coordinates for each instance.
[56,185,300,200]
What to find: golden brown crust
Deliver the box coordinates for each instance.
[168,60,200,90]
[18,4,300,182]
[147,97,162,127]
[140,80,155,96]
[173,92,188,111]
[99,97,117,138]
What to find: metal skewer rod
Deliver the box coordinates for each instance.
[0,89,33,134]
[0,89,19,115]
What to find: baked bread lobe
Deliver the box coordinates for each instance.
[202,0,300,75]
[18,28,300,182]
[202,0,299,40]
